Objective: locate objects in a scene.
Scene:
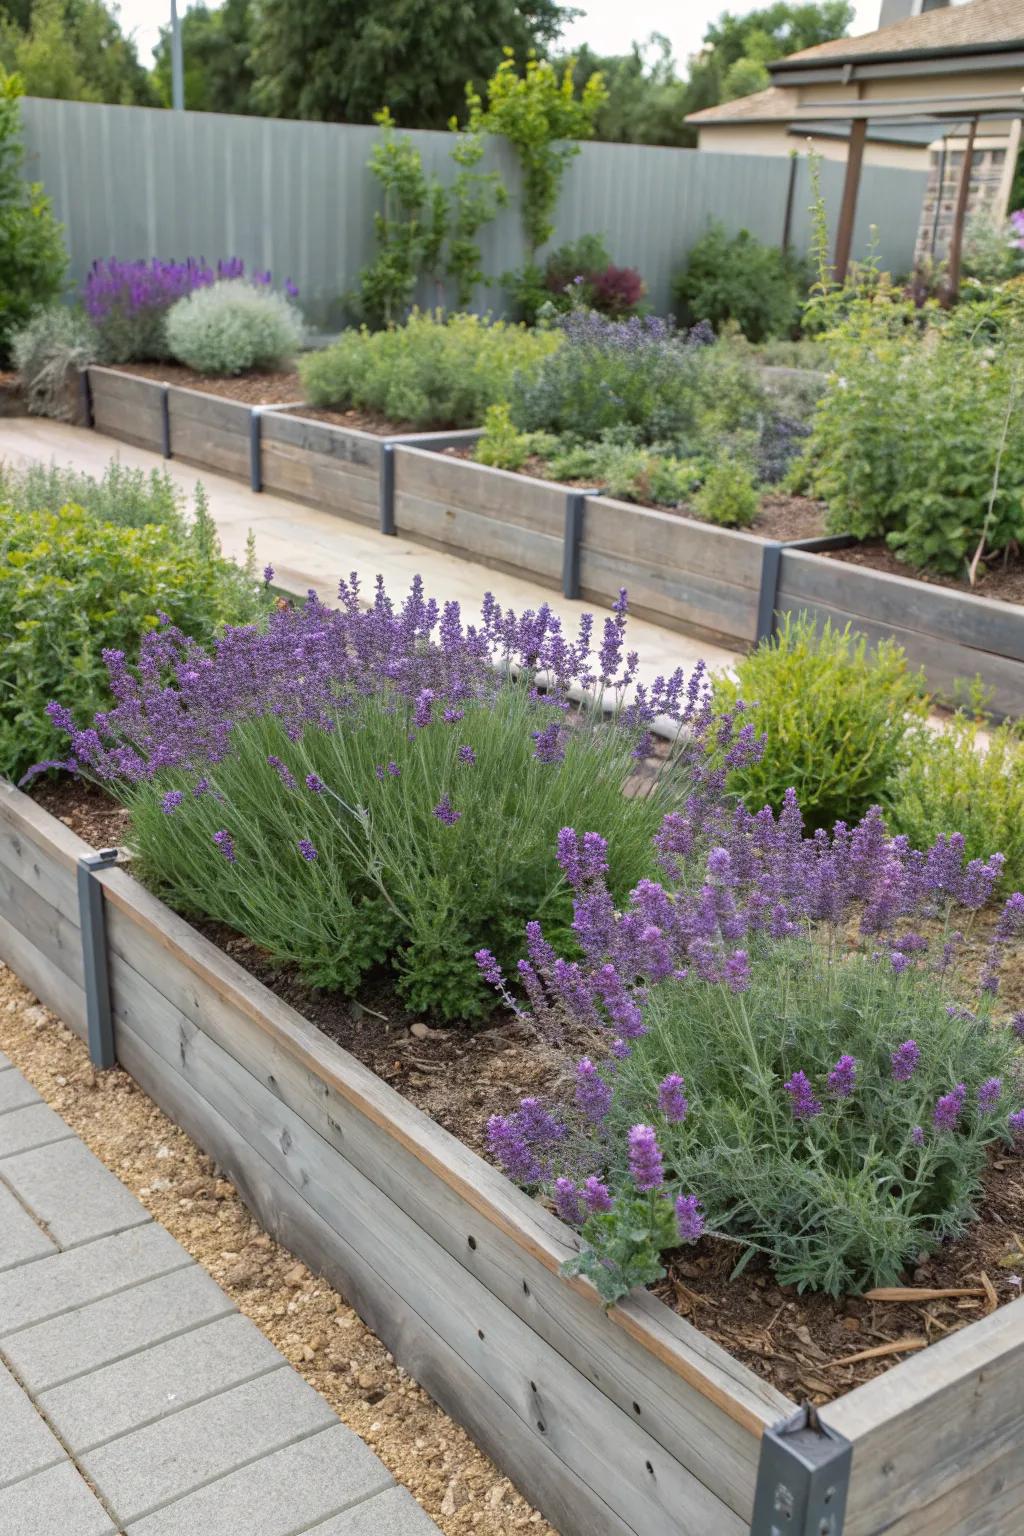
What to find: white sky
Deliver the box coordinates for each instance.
[116,0,889,71]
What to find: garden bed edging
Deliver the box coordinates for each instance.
[2,779,1023,1536]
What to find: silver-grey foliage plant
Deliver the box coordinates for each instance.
[12,305,97,419]
[166,281,303,375]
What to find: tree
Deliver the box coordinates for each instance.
[151,0,256,115]
[702,3,855,73]
[562,36,692,149]
[0,0,155,105]
[0,69,66,362]
[252,0,570,129]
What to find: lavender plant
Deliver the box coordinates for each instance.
[482,796,1024,1299]
[40,580,740,1020]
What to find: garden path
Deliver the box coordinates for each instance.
[0,419,740,684]
[0,1049,441,1536]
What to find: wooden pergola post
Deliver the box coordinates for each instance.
[833,117,867,285]
[945,117,978,298]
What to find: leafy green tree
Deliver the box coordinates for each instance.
[702,3,855,74]
[0,0,155,104]
[0,68,66,363]
[562,35,691,148]
[721,56,771,101]
[252,0,569,130]
[151,0,256,115]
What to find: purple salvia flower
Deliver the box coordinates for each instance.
[575,1059,613,1123]
[475,949,504,986]
[784,1070,822,1122]
[933,1083,967,1133]
[212,829,236,863]
[627,1124,664,1191]
[657,1073,689,1124]
[161,790,183,815]
[675,1194,704,1243]
[827,1055,857,1099]
[297,838,318,862]
[891,1039,921,1083]
[432,794,461,826]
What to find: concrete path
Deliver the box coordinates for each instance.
[0,418,740,683]
[0,1050,440,1536]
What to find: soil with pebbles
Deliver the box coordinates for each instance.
[0,961,555,1536]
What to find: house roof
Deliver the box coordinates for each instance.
[686,87,796,126]
[775,0,1024,70]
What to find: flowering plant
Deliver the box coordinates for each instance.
[39,579,751,1018]
[482,794,1024,1299]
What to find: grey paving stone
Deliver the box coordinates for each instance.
[126,1424,393,1536]
[0,1223,188,1337]
[0,1460,115,1536]
[0,1361,66,1490]
[84,1365,338,1524]
[0,1101,74,1159]
[0,1136,149,1247]
[0,1071,39,1115]
[0,1183,57,1273]
[0,1048,11,1069]
[39,1311,283,1454]
[3,1263,234,1393]
[307,1486,442,1534]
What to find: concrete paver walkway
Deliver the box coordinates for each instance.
[0,418,740,683]
[0,1050,440,1536]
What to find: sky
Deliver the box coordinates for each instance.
[117,0,888,70]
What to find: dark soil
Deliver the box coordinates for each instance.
[30,773,1024,1403]
[824,540,1024,607]
[115,362,304,406]
[285,404,463,437]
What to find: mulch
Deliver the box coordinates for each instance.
[114,361,304,406]
[28,774,1024,1404]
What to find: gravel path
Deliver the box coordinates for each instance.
[0,961,555,1536]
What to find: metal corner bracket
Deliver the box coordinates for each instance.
[750,1404,852,1536]
[76,848,122,1070]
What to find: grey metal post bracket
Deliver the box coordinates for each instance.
[79,368,94,430]
[76,849,122,1070]
[160,384,172,459]
[563,489,600,600]
[249,406,265,493]
[379,442,396,536]
[755,540,783,646]
[750,1405,852,1536]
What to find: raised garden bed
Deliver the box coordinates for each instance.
[4,774,1024,1536]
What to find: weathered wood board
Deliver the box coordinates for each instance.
[88,366,165,453]
[166,385,251,479]
[259,411,382,524]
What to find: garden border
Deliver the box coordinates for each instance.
[83,366,1024,714]
[2,777,1024,1536]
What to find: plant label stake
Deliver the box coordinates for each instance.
[750,1405,852,1536]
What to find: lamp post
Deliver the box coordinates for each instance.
[170,0,185,111]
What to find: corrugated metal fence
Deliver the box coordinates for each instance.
[21,97,926,325]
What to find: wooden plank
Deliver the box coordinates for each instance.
[88,368,166,407]
[91,402,164,452]
[583,498,766,590]
[165,386,250,434]
[395,491,563,585]
[260,439,378,523]
[0,810,90,927]
[104,900,779,1519]
[0,910,86,1037]
[108,954,743,1536]
[778,549,1024,665]
[822,1297,1024,1536]
[262,411,383,472]
[580,548,758,646]
[394,448,566,537]
[166,415,250,480]
[0,783,95,874]
[113,1017,636,1536]
[0,857,83,991]
[91,858,785,1444]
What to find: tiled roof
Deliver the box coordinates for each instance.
[686,87,797,125]
[778,0,1024,66]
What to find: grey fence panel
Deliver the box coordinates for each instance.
[20,97,926,324]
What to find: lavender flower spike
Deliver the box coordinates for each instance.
[827,1055,857,1099]
[581,1176,613,1214]
[890,1039,921,1083]
[553,1178,584,1226]
[628,1125,664,1191]
[675,1194,704,1243]
[933,1083,967,1133]
[575,1059,613,1124]
[657,1073,689,1124]
[212,829,236,863]
[784,1070,822,1121]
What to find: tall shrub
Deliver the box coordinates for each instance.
[0,71,66,363]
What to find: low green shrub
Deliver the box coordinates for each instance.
[1,489,267,783]
[299,310,560,429]
[545,434,701,507]
[673,224,809,343]
[692,461,759,528]
[474,403,534,471]
[0,461,183,528]
[166,281,303,375]
[11,306,96,419]
[889,712,1024,894]
[715,613,929,831]
[0,73,67,365]
[507,235,646,324]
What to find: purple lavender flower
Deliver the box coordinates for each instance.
[827,1055,857,1099]
[575,1059,613,1123]
[285,279,299,299]
[911,1125,925,1147]
[581,1176,613,1214]
[263,564,275,586]
[657,1073,689,1124]
[387,762,400,777]
[627,1125,664,1191]
[722,949,751,993]
[552,1178,584,1225]
[933,1083,967,1133]
[487,1115,543,1185]
[374,765,386,781]
[297,838,318,862]
[161,790,183,815]
[305,773,324,794]
[475,949,503,986]
[212,829,236,863]
[1013,1013,1024,1041]
[432,794,461,826]
[193,777,209,797]
[978,1077,1003,1111]
[1010,1109,1024,1139]
[413,689,435,728]
[891,1039,921,1083]
[784,1071,822,1121]
[675,1194,704,1243]
[267,755,297,790]
[555,828,608,889]
[458,745,476,765]
[531,721,565,765]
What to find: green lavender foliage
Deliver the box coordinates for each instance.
[123,685,677,1020]
[716,614,929,831]
[608,942,1019,1294]
[0,460,181,528]
[11,304,96,419]
[889,712,1024,894]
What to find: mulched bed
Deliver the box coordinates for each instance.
[114,361,304,406]
[283,404,465,436]
[29,773,1024,1405]
[824,540,1024,607]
